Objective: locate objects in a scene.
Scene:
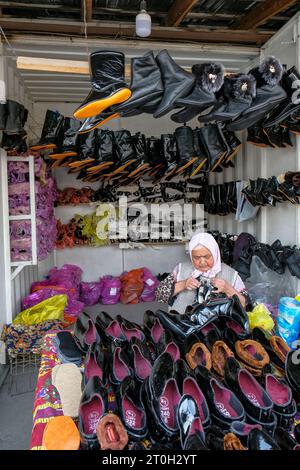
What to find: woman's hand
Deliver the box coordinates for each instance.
[211,278,235,296]
[184,277,200,291]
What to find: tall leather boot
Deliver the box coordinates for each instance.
[68,131,97,170]
[30,109,64,151]
[247,123,273,147]
[160,134,178,178]
[127,132,150,178]
[198,124,227,171]
[171,62,224,123]
[5,100,25,135]
[281,125,293,147]
[222,126,241,163]
[111,130,137,175]
[263,66,300,127]
[86,128,116,176]
[174,125,198,175]
[228,56,287,131]
[187,128,208,177]
[199,73,256,123]
[146,136,165,178]
[0,103,7,130]
[153,50,195,118]
[216,124,235,169]
[283,112,300,135]
[114,51,163,115]
[73,51,131,120]
[77,108,120,134]
[50,117,81,162]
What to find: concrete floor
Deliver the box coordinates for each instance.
[0,365,38,450]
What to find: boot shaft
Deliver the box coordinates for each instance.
[0,103,7,130]
[90,51,127,92]
[54,117,80,151]
[5,100,25,134]
[41,110,64,143]
[76,131,96,159]
[95,128,115,162]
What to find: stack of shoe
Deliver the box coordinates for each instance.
[0,99,28,153]
[48,295,300,450]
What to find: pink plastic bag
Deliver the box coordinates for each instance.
[100,276,121,305]
[79,281,103,306]
[140,268,160,302]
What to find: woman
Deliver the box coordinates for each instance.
[156,232,249,315]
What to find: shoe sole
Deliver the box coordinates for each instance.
[68,158,95,168]
[176,158,198,175]
[49,151,77,160]
[210,152,226,172]
[30,143,56,151]
[77,113,120,134]
[112,160,136,174]
[127,163,150,178]
[87,162,114,173]
[73,89,131,120]
[190,158,207,177]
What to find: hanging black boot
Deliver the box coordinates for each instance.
[221,126,242,164]
[68,130,97,171]
[49,117,81,164]
[73,51,131,120]
[174,125,198,175]
[281,125,293,147]
[263,65,300,127]
[153,50,195,118]
[199,73,256,123]
[77,108,120,134]
[228,56,287,131]
[197,124,227,171]
[5,100,25,135]
[146,136,165,178]
[186,128,209,178]
[30,109,64,151]
[111,130,137,175]
[127,132,150,178]
[171,62,224,123]
[160,133,178,178]
[114,51,163,115]
[1,132,27,153]
[85,128,116,177]
[0,103,7,130]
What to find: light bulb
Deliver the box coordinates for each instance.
[135,1,151,38]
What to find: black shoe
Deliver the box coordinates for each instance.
[155,309,200,341]
[247,427,280,450]
[130,336,153,382]
[274,427,299,450]
[78,376,108,450]
[184,420,209,450]
[5,100,25,134]
[160,133,178,178]
[230,421,262,447]
[67,131,97,170]
[200,73,256,123]
[228,57,287,131]
[114,51,163,115]
[84,343,108,385]
[224,357,274,424]
[182,376,210,430]
[174,125,198,175]
[263,66,300,127]
[171,62,223,123]
[153,50,195,118]
[177,395,208,450]
[30,109,64,151]
[285,350,300,401]
[73,51,131,119]
[49,117,81,161]
[116,314,145,342]
[117,376,148,440]
[74,312,100,352]
[194,364,245,430]
[252,327,290,371]
[197,124,227,171]
[109,342,133,386]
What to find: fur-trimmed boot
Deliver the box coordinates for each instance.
[171,63,224,123]
[228,56,287,131]
[199,73,256,123]
[263,65,300,127]
[73,51,131,120]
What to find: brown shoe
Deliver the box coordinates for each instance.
[212,341,234,377]
[185,342,212,370]
[235,340,270,371]
[224,433,247,450]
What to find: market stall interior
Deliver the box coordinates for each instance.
[0,0,300,452]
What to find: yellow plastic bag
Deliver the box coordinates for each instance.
[13,295,67,325]
[248,303,274,332]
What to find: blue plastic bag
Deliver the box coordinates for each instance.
[276,297,300,348]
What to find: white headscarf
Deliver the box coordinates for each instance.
[188,232,222,278]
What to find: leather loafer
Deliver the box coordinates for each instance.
[263,373,297,431]
[247,427,280,450]
[117,376,148,440]
[74,312,100,352]
[84,343,108,385]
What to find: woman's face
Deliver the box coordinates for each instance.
[191,245,214,272]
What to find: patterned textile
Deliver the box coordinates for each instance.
[30,333,117,450]
[155,273,175,305]
[1,321,64,358]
